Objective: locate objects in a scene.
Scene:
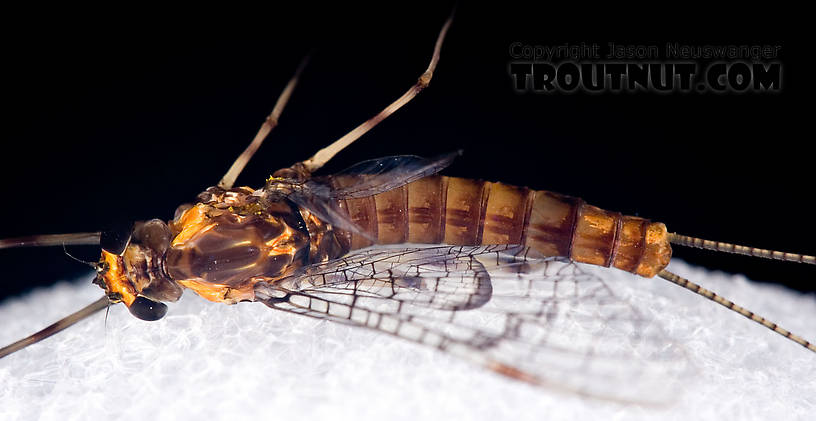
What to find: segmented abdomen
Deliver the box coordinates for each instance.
[330,175,672,277]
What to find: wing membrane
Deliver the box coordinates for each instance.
[272,152,460,241]
[285,188,376,241]
[324,151,460,199]
[254,245,693,404]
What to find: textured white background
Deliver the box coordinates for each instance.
[1,259,814,421]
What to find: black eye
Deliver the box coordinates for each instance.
[101,221,134,255]
[128,296,168,321]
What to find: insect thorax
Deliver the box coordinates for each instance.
[96,184,347,306]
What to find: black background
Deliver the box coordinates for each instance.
[1,4,812,302]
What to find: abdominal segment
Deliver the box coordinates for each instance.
[332,175,671,277]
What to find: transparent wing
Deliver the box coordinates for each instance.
[281,151,460,241]
[254,244,694,404]
[285,188,375,240]
[317,150,460,199]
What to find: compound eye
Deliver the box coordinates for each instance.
[101,221,134,255]
[128,296,168,321]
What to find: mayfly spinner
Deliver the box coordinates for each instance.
[1,14,813,404]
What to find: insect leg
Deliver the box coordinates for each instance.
[218,55,310,189]
[0,295,110,358]
[298,12,454,174]
[0,232,101,249]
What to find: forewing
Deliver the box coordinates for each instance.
[254,245,693,404]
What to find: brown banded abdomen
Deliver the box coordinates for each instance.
[331,175,671,277]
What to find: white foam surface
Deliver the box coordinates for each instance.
[1,259,814,421]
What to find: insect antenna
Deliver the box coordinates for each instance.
[0,295,110,358]
[668,232,816,265]
[62,243,98,268]
[0,232,101,249]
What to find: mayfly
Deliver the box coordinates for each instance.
[1,14,813,405]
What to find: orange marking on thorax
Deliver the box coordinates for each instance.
[178,279,240,302]
[172,205,214,247]
[264,224,298,256]
[101,250,137,306]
